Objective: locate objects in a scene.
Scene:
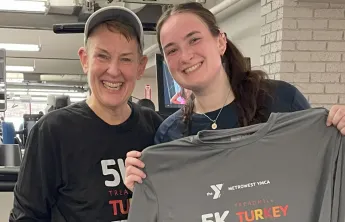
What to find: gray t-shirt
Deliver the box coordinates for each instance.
[128,108,345,222]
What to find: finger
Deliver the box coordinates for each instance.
[125,157,145,168]
[127,175,143,185]
[327,105,340,126]
[124,178,134,191]
[126,150,142,158]
[336,116,345,135]
[126,165,146,179]
[332,108,345,127]
[124,175,144,192]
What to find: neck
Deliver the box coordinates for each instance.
[86,96,132,125]
[194,70,235,114]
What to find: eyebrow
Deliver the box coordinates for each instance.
[163,31,201,51]
[95,47,134,56]
[95,47,109,54]
[120,52,135,56]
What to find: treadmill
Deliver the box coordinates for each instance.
[0,144,22,191]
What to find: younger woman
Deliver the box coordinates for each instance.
[125,2,345,191]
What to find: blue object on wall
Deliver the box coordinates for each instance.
[2,122,15,144]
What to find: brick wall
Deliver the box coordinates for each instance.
[260,0,345,109]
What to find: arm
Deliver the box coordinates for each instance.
[292,87,345,135]
[127,177,158,222]
[154,129,164,145]
[153,111,182,145]
[170,92,182,104]
[9,120,61,221]
[151,111,163,132]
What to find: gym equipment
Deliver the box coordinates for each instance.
[0,144,21,191]
[22,114,43,146]
[0,144,22,167]
[0,49,6,112]
[55,95,71,109]
[2,122,15,144]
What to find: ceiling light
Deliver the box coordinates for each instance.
[4,73,23,83]
[0,43,41,52]
[27,92,86,97]
[6,66,34,72]
[6,88,27,92]
[6,90,86,97]
[10,95,85,103]
[6,72,23,79]
[0,0,47,13]
[7,79,23,83]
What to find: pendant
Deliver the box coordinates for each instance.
[211,122,217,130]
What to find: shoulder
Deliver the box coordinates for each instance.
[131,102,163,130]
[159,109,183,130]
[154,109,184,144]
[275,107,329,125]
[265,79,310,112]
[267,79,298,95]
[271,108,336,137]
[34,101,88,133]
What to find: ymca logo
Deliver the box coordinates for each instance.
[207,184,223,199]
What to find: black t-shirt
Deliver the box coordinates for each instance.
[155,80,311,144]
[9,101,163,222]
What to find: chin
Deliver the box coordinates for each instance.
[94,94,127,109]
[180,81,203,91]
[103,100,127,109]
[105,94,128,104]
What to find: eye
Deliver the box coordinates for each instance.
[167,48,177,55]
[190,37,200,44]
[121,58,132,62]
[97,54,109,60]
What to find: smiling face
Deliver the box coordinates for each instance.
[159,12,226,93]
[78,22,147,110]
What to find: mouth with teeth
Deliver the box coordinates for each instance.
[183,62,203,74]
[102,81,123,91]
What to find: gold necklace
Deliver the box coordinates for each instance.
[199,90,231,130]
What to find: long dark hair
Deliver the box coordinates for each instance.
[156,2,272,131]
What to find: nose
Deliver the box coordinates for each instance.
[180,47,194,63]
[107,60,121,77]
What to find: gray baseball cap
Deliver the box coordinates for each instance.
[84,6,144,51]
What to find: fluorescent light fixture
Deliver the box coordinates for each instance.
[7,72,24,79]
[29,89,79,93]
[0,0,47,13]
[0,43,41,52]
[10,96,84,103]
[7,79,23,83]
[29,92,86,97]
[8,91,86,97]
[6,72,23,82]
[6,66,34,72]
[6,88,27,92]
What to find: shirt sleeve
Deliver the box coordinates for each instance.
[152,112,164,131]
[9,119,61,221]
[127,177,158,222]
[332,135,345,221]
[154,112,181,145]
[290,88,311,111]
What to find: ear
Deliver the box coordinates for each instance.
[78,46,89,74]
[217,32,227,56]
[136,55,148,80]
